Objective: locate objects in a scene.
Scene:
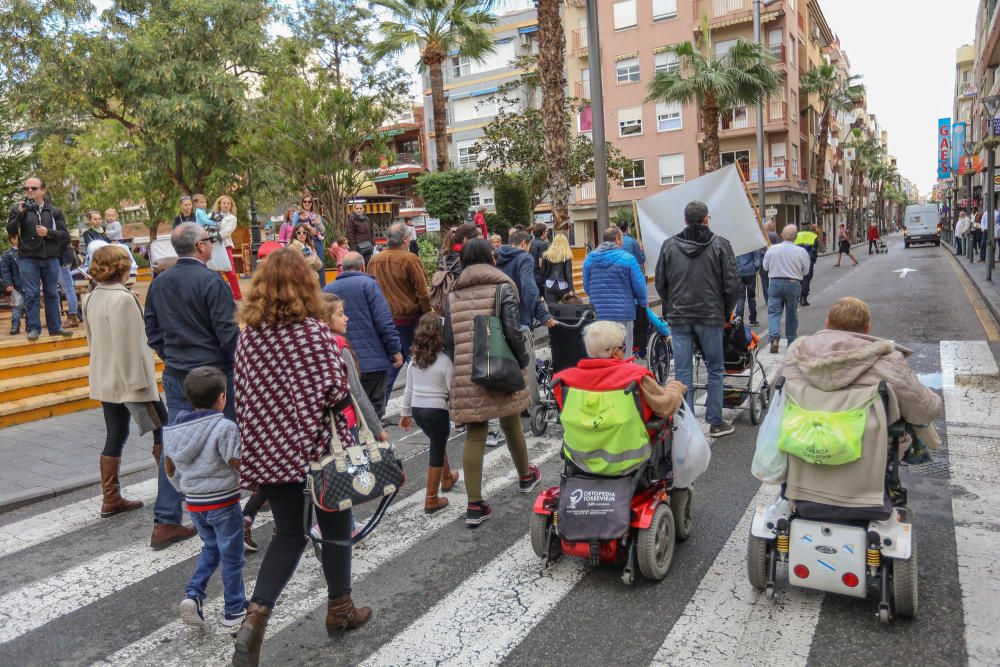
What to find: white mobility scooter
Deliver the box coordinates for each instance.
[747,379,917,624]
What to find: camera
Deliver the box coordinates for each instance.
[21,197,39,213]
[202,221,223,245]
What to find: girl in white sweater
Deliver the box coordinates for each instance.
[400,313,457,513]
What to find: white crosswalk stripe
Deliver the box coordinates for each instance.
[95,439,561,667]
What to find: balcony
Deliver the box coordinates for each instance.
[576,181,596,202]
[572,29,588,58]
[694,0,785,26]
[390,152,423,167]
[765,44,786,65]
[742,160,799,184]
[574,80,591,99]
[699,102,788,135]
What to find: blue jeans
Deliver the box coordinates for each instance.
[767,279,801,344]
[187,503,246,616]
[58,264,78,317]
[158,371,237,524]
[670,323,724,426]
[9,291,23,331]
[18,257,62,334]
[385,319,417,406]
[735,275,757,323]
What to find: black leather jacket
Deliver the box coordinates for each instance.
[655,224,742,326]
[7,202,69,260]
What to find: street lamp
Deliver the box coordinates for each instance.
[981,93,1000,280]
[246,165,262,272]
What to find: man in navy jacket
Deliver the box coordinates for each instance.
[324,252,402,418]
[495,230,556,408]
[144,222,239,549]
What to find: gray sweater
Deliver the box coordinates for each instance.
[401,353,453,416]
[164,410,242,509]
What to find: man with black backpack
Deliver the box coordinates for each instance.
[5,176,73,340]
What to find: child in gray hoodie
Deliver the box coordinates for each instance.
[164,366,245,628]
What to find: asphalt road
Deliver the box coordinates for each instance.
[0,235,997,667]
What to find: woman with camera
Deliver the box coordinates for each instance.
[211,195,243,301]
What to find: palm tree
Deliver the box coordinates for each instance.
[800,64,864,225]
[646,28,781,172]
[372,0,497,173]
[536,0,570,229]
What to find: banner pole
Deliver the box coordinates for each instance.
[739,166,771,246]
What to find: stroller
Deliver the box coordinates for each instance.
[873,239,889,254]
[530,303,596,436]
[531,372,695,586]
[748,380,917,623]
[687,316,771,424]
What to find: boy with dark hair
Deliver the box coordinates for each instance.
[1,234,23,335]
[164,366,245,627]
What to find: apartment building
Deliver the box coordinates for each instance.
[420,2,538,211]
[971,0,1000,212]
[373,106,430,219]
[565,0,822,247]
[952,44,979,213]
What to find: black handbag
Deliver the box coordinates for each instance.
[306,399,405,515]
[471,284,526,393]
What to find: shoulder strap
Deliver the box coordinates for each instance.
[494,283,503,318]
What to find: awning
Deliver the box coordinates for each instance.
[449,86,499,100]
[518,26,538,35]
[374,172,412,183]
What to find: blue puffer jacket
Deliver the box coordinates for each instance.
[582,243,648,321]
[324,272,401,373]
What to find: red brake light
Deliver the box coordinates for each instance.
[842,572,860,588]
[793,564,810,579]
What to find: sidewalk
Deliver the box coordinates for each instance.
[948,246,1000,329]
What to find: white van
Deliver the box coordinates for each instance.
[903,205,940,248]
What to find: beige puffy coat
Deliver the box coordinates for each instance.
[778,330,942,508]
[83,284,160,404]
[445,263,530,424]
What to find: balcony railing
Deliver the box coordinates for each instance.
[742,160,798,183]
[767,101,787,122]
[391,152,423,166]
[696,0,752,20]
[700,101,787,132]
[574,80,591,99]
[572,29,588,57]
[577,181,596,201]
[765,44,785,64]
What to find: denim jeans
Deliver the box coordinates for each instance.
[385,318,417,407]
[158,371,236,525]
[735,275,757,323]
[9,290,23,331]
[187,503,246,616]
[58,264,78,317]
[759,269,769,306]
[18,256,62,334]
[767,279,801,345]
[670,322,724,426]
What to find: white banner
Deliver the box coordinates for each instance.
[635,164,770,276]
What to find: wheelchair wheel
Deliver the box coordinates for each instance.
[530,405,548,436]
[892,531,919,618]
[637,503,675,581]
[670,487,694,542]
[530,512,561,561]
[747,532,770,591]
[647,332,672,385]
[749,392,765,425]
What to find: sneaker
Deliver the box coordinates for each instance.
[179,597,204,626]
[749,320,759,328]
[222,609,246,628]
[709,421,736,438]
[769,339,780,354]
[243,519,258,553]
[51,328,74,337]
[518,464,541,493]
[486,430,505,448]
[26,330,40,341]
[466,501,494,527]
[8,326,18,335]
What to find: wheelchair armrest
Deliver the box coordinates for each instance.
[888,420,906,439]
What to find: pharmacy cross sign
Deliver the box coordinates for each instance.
[774,166,785,179]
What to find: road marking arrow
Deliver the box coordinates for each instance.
[894,268,918,278]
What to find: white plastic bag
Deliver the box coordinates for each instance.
[672,403,711,488]
[751,387,787,483]
[207,241,233,273]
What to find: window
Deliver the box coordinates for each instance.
[613,0,637,30]
[451,56,471,78]
[579,105,593,132]
[770,141,787,166]
[616,57,640,84]
[658,154,685,185]
[483,195,495,206]
[714,39,737,60]
[451,96,497,123]
[654,50,679,75]
[622,159,646,188]
[652,0,677,20]
[721,150,750,178]
[457,140,478,166]
[469,192,480,207]
[618,106,643,137]
[656,101,682,131]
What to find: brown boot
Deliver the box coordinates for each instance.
[65,314,80,328]
[232,602,271,666]
[152,443,163,467]
[149,522,197,549]
[100,455,144,518]
[325,594,372,634]
[440,454,460,492]
[424,466,449,514]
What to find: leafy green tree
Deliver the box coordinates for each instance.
[494,174,532,230]
[371,0,497,172]
[800,64,864,223]
[417,170,476,226]
[290,0,375,87]
[474,100,632,212]
[0,83,32,213]
[646,28,781,172]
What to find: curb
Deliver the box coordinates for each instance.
[0,459,155,513]
[946,249,1000,328]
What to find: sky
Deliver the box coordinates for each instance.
[820,0,979,197]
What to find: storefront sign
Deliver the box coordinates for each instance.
[425,217,441,232]
[938,118,951,180]
[959,155,983,175]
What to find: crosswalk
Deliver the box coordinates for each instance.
[0,340,997,666]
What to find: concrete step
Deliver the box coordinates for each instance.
[0,373,164,428]
[0,360,165,402]
[0,347,90,380]
[0,331,88,359]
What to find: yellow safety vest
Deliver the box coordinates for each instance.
[795,231,818,246]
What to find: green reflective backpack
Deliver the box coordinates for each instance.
[560,387,651,476]
[776,393,876,466]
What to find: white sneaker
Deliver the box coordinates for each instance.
[222,609,246,627]
[486,431,505,448]
[179,597,204,626]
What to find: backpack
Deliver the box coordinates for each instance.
[429,258,460,314]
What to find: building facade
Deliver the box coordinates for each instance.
[374,105,430,220]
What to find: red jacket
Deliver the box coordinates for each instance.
[867,226,879,241]
[553,357,654,422]
[474,211,488,239]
